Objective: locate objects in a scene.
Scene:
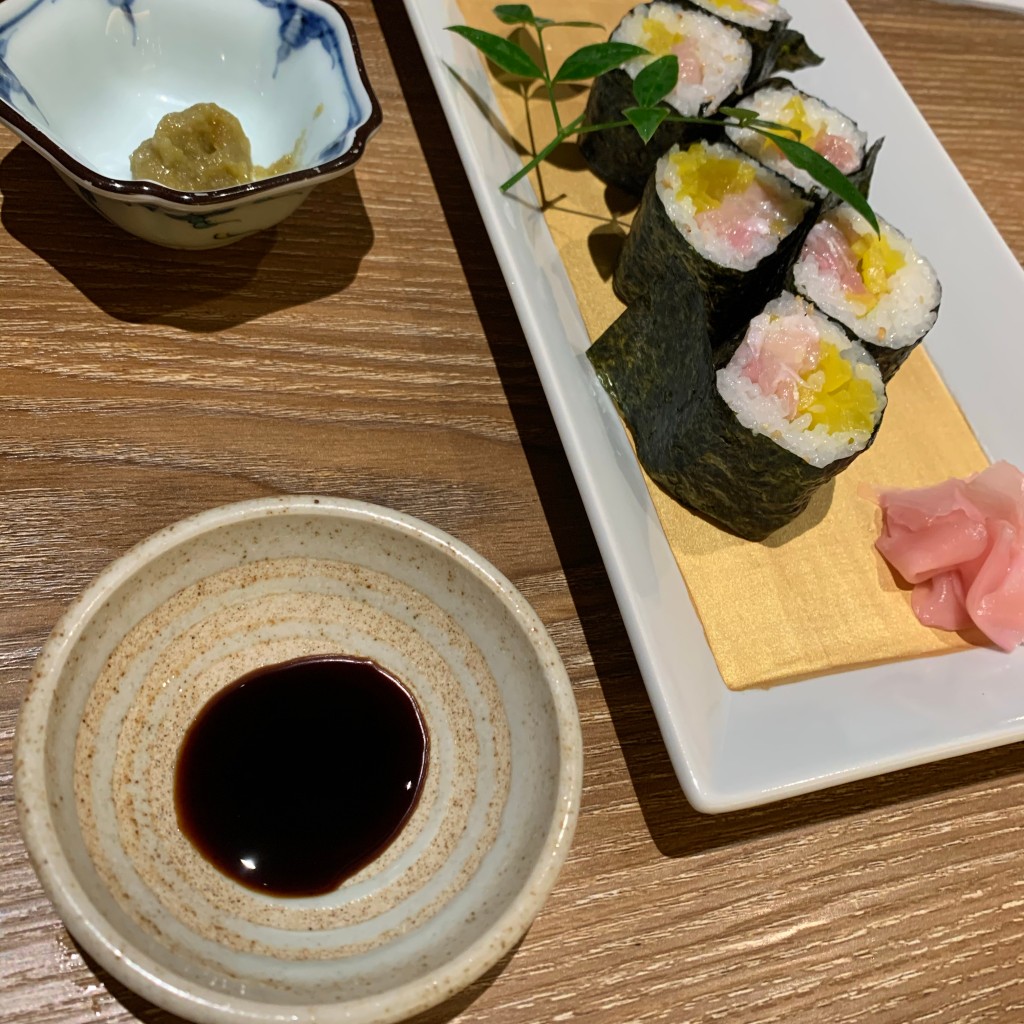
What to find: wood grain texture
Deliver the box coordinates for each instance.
[2,2,1023,1023]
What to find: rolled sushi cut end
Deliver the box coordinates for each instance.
[792,205,941,353]
[612,3,753,116]
[590,289,866,541]
[717,293,886,468]
[673,0,820,77]
[686,0,790,32]
[725,84,869,194]
[657,140,812,273]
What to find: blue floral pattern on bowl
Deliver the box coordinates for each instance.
[0,36,37,114]
[0,0,382,248]
[0,0,51,117]
[258,0,344,72]
[106,0,137,41]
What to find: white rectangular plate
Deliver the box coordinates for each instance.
[402,0,1024,812]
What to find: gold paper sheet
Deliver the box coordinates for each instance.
[456,0,989,688]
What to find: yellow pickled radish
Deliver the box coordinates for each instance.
[840,230,905,314]
[819,342,854,390]
[672,145,756,212]
[642,18,684,55]
[778,96,819,147]
[852,231,905,294]
[796,342,877,433]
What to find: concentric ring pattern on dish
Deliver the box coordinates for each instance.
[15,497,583,1024]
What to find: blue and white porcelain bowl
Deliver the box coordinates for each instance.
[0,0,382,248]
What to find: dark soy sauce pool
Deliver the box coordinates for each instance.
[174,655,428,897]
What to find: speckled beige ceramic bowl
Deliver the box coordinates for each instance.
[14,496,583,1024]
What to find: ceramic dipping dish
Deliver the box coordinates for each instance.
[0,0,382,248]
[14,496,583,1024]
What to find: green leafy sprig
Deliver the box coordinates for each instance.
[447,4,879,232]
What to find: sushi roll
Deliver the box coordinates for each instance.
[614,139,815,356]
[587,286,887,541]
[580,3,754,196]
[672,0,823,79]
[791,204,941,380]
[716,292,887,469]
[614,4,754,120]
[725,80,881,199]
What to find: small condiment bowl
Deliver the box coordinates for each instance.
[0,0,382,248]
[15,496,583,1024]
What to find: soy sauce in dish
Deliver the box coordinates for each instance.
[174,655,428,897]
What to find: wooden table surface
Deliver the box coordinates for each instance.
[2,2,1023,1022]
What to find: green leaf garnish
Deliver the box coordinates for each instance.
[719,107,799,138]
[623,106,669,143]
[446,25,543,79]
[492,4,538,24]
[749,117,798,137]
[632,55,678,108]
[718,105,767,129]
[492,7,602,30]
[756,129,880,232]
[552,42,648,83]
[447,8,880,230]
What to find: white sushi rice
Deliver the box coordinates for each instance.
[792,205,941,349]
[612,3,752,116]
[656,140,811,272]
[716,293,886,467]
[725,84,868,194]
[688,0,790,31]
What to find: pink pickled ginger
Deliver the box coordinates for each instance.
[875,462,1024,651]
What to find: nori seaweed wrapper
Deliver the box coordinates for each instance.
[862,336,923,383]
[773,26,824,73]
[671,0,823,81]
[836,136,884,204]
[586,288,881,542]
[579,69,714,198]
[845,289,940,383]
[614,156,818,363]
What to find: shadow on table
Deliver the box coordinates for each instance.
[0,142,373,332]
[73,934,519,1024]
[373,0,1024,858]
